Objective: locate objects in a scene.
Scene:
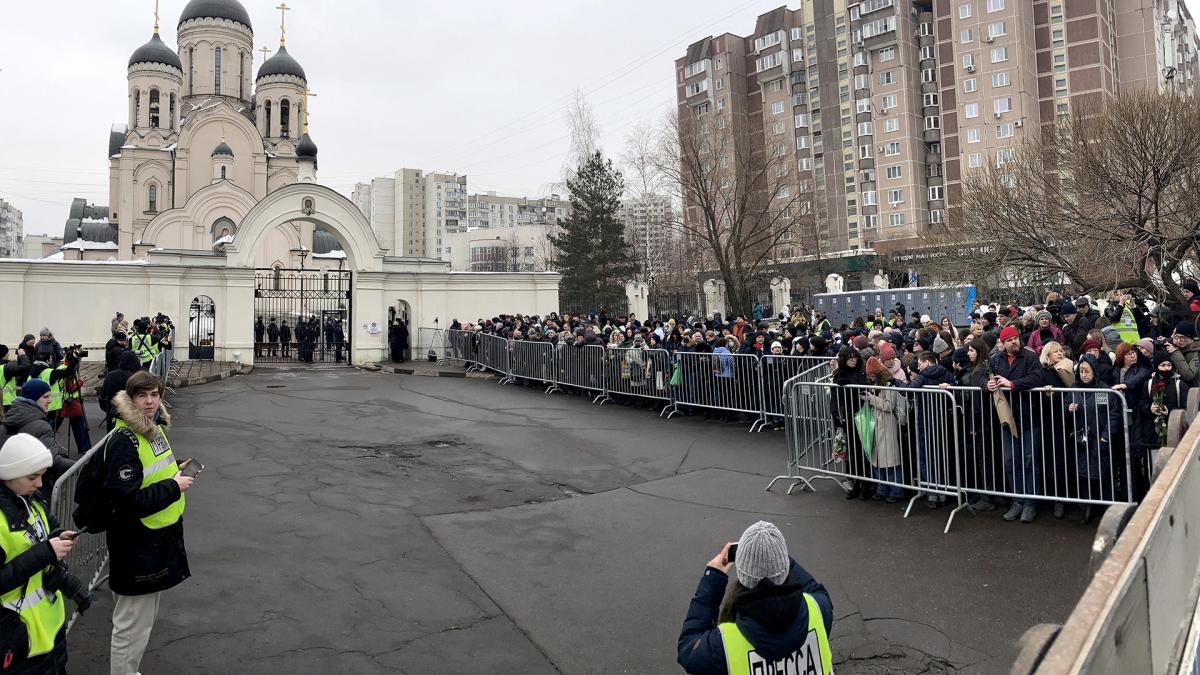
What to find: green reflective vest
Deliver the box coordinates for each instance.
[132,334,158,365]
[112,420,185,529]
[0,368,16,406]
[719,593,832,675]
[0,499,65,658]
[1116,305,1140,346]
[36,368,63,413]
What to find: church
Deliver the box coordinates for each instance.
[65,0,341,267]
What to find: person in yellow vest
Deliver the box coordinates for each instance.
[105,371,193,675]
[0,433,92,674]
[0,345,34,413]
[677,521,834,675]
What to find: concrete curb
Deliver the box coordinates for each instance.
[375,364,488,379]
[82,366,241,397]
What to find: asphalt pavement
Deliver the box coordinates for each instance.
[67,367,1097,674]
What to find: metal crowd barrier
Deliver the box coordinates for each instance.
[149,351,175,409]
[553,344,607,400]
[442,329,477,367]
[599,348,674,414]
[49,432,113,630]
[475,333,513,383]
[510,340,558,392]
[668,351,767,427]
[758,355,835,432]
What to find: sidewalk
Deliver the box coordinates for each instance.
[373,359,498,379]
[78,360,242,395]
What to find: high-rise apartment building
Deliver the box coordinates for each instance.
[0,199,24,258]
[352,168,456,258]
[678,1,1199,257]
[467,192,570,230]
[618,195,676,269]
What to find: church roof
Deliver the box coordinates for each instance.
[257,45,306,81]
[296,133,318,160]
[128,33,182,71]
[178,0,253,30]
[212,141,234,157]
[312,228,343,254]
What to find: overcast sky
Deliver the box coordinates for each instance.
[2,0,1199,235]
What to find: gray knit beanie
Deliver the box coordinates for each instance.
[1036,310,1052,323]
[1102,326,1122,349]
[735,521,789,588]
[932,336,950,354]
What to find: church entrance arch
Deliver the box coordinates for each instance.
[254,268,352,364]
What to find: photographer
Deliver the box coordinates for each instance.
[0,433,92,674]
[677,521,833,675]
[50,346,93,455]
[1,345,33,413]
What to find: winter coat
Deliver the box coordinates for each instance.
[2,399,58,456]
[33,339,63,368]
[279,324,292,343]
[0,485,70,674]
[1027,325,1066,353]
[1,353,32,391]
[861,388,903,468]
[101,351,143,428]
[677,559,832,675]
[712,347,734,378]
[267,323,280,342]
[103,392,190,596]
[986,347,1044,426]
[1170,341,1200,388]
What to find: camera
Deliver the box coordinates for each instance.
[66,344,89,359]
[43,562,95,614]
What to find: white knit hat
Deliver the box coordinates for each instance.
[735,521,790,588]
[0,434,53,480]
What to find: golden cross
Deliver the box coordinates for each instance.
[303,89,316,133]
[259,46,270,63]
[276,2,291,45]
[153,0,160,34]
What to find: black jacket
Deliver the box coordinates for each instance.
[33,340,63,368]
[0,486,70,673]
[103,392,189,596]
[101,351,142,428]
[2,353,32,390]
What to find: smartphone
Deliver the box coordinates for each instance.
[727,543,738,563]
[179,459,205,478]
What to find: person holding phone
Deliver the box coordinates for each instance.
[677,521,833,675]
[0,433,88,674]
[105,371,194,675]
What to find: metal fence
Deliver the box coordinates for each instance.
[669,352,767,426]
[510,340,557,391]
[553,344,607,399]
[600,348,674,412]
[476,333,513,381]
[769,377,1136,533]
[442,329,477,367]
[49,432,113,630]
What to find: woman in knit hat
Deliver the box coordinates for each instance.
[1027,310,1065,354]
[862,356,906,501]
[677,521,833,674]
[0,433,91,673]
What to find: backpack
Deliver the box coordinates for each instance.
[72,428,135,533]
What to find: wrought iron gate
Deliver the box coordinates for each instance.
[188,295,216,360]
[253,268,352,364]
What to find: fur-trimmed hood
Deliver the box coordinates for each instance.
[112,390,171,438]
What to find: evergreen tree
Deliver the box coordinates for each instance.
[550,151,637,314]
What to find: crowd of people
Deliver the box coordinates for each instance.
[444,283,1200,523]
[253,315,347,362]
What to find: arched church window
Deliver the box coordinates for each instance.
[214,47,222,94]
[239,50,245,99]
[280,99,290,138]
[188,47,194,96]
[149,89,160,128]
[264,100,272,137]
[148,184,158,213]
[169,94,177,130]
[221,166,227,179]
[131,88,140,128]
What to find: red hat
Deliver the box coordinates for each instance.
[866,356,888,378]
[1000,325,1020,342]
[1081,339,1101,353]
[1003,305,1019,318]
[878,342,897,361]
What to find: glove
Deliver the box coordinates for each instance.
[75,591,96,615]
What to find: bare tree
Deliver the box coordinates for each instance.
[622,122,673,286]
[644,110,816,316]
[928,91,1200,303]
[564,90,600,176]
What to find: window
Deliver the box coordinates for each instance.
[220,166,226,179]
[863,190,877,205]
[695,102,709,114]
[776,185,790,199]
[996,122,1014,138]
[768,79,784,93]
[684,60,709,78]
[992,71,1011,87]
[962,53,976,69]
[959,4,972,19]
[716,57,724,70]
[280,99,290,138]
[1055,77,1068,96]
[921,68,936,83]
[862,16,896,38]
[991,47,1009,63]
[968,152,982,168]
[859,144,873,158]
[886,165,902,179]
[930,209,944,223]
[715,78,724,91]
[686,79,708,96]
[148,89,160,128]
[264,99,272,136]
[214,46,221,94]
[881,94,897,109]
[1053,53,1067,72]
[919,22,934,37]
[879,70,895,85]
[854,74,869,89]
[168,93,176,130]
[889,212,906,226]
[888,189,903,204]
[920,45,935,61]
[239,50,245,99]
[993,97,1011,113]
[798,157,811,170]
[853,52,868,67]
[996,148,1015,165]
[771,121,784,134]
[879,47,895,62]
[756,52,782,72]
[790,27,802,40]
[963,78,977,93]
[856,98,871,113]
[884,141,901,156]
[1052,29,1065,47]
[987,21,1007,39]
[794,48,805,64]
[795,113,809,127]
[797,135,810,149]
[964,102,979,118]
[187,47,194,96]
[772,100,785,114]
[929,186,944,201]
[754,31,782,51]
[987,0,1004,11]
[967,128,981,143]
[884,117,899,132]
[147,184,157,212]
[717,98,727,111]
[923,93,940,107]
[858,121,874,136]
[960,28,973,44]
[924,115,940,130]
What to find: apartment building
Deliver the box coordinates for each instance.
[0,199,23,258]
[350,168,442,258]
[617,194,676,267]
[678,1,1199,256]
[466,192,570,230]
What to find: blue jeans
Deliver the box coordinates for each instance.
[1002,423,1040,506]
[874,466,905,498]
